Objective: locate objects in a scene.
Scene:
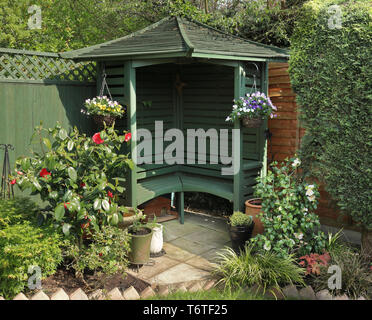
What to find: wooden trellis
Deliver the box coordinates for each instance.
[0,48,96,82]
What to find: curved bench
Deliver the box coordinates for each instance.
[136,171,234,224]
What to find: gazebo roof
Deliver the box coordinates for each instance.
[61,16,289,61]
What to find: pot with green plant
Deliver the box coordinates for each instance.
[127,213,153,265]
[228,211,255,253]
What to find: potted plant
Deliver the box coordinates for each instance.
[147,217,164,255]
[228,211,255,253]
[245,198,264,237]
[127,213,153,265]
[226,91,277,128]
[82,96,125,129]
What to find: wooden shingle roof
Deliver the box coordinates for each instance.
[61,16,289,61]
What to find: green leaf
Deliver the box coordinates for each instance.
[59,128,68,140]
[62,223,71,236]
[102,199,110,212]
[49,191,58,200]
[67,140,74,151]
[67,167,77,182]
[93,198,101,211]
[111,213,119,226]
[63,190,73,202]
[55,204,65,221]
[33,180,42,191]
[43,138,52,150]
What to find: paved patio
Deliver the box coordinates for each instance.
[128,212,231,288]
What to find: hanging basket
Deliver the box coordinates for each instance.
[242,117,263,128]
[93,115,116,129]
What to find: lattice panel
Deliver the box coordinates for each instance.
[0,50,96,82]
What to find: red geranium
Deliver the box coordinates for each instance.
[10,179,17,185]
[124,132,132,142]
[92,132,104,144]
[107,191,113,198]
[39,168,51,178]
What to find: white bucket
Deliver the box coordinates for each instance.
[150,224,163,254]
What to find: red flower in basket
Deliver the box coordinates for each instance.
[39,168,51,178]
[10,179,17,185]
[92,132,104,144]
[124,132,132,142]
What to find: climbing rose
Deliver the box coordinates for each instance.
[92,132,104,144]
[124,132,132,142]
[10,179,16,185]
[39,168,51,178]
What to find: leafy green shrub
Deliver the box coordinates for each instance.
[229,211,253,227]
[62,225,131,279]
[311,244,372,299]
[0,197,40,226]
[289,0,372,234]
[251,157,327,257]
[213,245,305,296]
[12,122,133,240]
[0,221,62,299]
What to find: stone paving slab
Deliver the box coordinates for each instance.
[128,255,180,281]
[169,237,219,256]
[162,242,197,262]
[148,263,211,286]
[181,229,230,246]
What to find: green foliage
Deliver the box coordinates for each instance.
[213,245,305,295]
[0,0,308,51]
[251,157,327,258]
[149,287,266,300]
[0,197,40,226]
[62,225,131,279]
[0,198,62,299]
[289,0,372,229]
[229,211,253,227]
[312,244,372,299]
[13,122,133,239]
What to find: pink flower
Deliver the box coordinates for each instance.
[39,168,51,178]
[92,132,104,144]
[17,171,23,175]
[10,179,17,185]
[124,132,132,142]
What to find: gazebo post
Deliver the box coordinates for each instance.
[260,62,269,177]
[124,61,137,208]
[233,62,245,212]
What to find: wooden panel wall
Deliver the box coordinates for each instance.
[268,62,353,229]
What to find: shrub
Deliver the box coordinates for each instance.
[311,245,372,299]
[62,225,131,280]
[213,245,305,296]
[0,197,40,226]
[289,0,372,240]
[0,222,62,299]
[298,252,331,275]
[251,157,327,257]
[229,211,253,227]
[12,122,133,240]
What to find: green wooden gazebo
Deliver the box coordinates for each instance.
[62,16,289,223]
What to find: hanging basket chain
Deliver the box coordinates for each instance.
[99,65,113,101]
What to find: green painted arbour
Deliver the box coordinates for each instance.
[62,16,289,223]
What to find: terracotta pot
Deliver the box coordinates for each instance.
[242,117,262,128]
[245,198,264,237]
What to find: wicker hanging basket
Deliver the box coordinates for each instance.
[93,115,116,129]
[242,117,263,128]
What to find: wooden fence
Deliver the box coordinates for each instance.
[268,62,354,230]
[0,48,96,174]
